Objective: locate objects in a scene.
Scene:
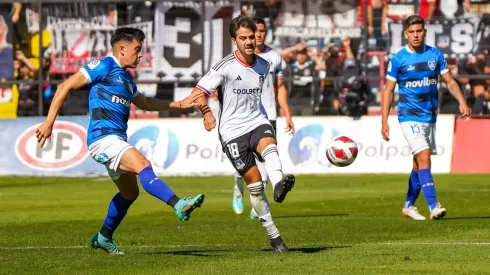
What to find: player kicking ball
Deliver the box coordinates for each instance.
[381,15,471,220]
[231,17,296,220]
[36,27,206,254]
[192,15,294,253]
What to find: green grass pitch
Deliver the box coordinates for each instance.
[2,174,490,274]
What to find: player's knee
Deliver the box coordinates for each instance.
[121,188,139,201]
[247,182,264,196]
[138,159,152,171]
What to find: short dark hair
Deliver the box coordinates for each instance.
[403,15,425,31]
[253,17,266,27]
[110,27,145,47]
[229,15,257,39]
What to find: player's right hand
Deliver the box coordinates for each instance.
[36,121,53,148]
[203,113,216,131]
[381,122,390,142]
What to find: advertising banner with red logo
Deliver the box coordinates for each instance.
[0,115,455,176]
[0,117,106,176]
[452,119,490,173]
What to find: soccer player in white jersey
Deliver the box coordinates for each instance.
[192,15,295,253]
[35,28,205,254]
[231,17,295,219]
[382,15,471,220]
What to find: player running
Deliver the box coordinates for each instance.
[192,15,294,253]
[231,17,295,220]
[381,15,471,220]
[35,27,205,254]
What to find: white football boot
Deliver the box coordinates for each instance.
[402,206,427,220]
[430,202,447,220]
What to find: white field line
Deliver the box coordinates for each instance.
[2,242,490,250]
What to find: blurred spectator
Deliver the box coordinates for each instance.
[438,58,469,114]
[461,50,490,115]
[281,43,316,116]
[0,15,13,80]
[358,0,387,35]
[15,50,38,117]
[419,0,444,20]
[11,2,26,48]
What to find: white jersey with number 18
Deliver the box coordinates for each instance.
[196,51,271,144]
[256,46,283,121]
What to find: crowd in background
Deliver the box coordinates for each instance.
[2,0,490,118]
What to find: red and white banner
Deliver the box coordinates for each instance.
[46,4,118,74]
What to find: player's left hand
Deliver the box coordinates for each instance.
[459,102,472,119]
[285,118,295,135]
[178,92,204,108]
[36,121,53,148]
[203,113,216,131]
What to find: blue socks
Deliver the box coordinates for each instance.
[101,193,135,239]
[405,170,421,208]
[418,168,438,210]
[138,166,179,206]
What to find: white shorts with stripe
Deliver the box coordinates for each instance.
[399,121,437,155]
[88,135,133,180]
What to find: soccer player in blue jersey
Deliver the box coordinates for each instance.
[381,15,471,220]
[35,28,205,254]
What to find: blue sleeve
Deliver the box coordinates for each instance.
[79,59,112,84]
[386,55,401,82]
[438,50,449,75]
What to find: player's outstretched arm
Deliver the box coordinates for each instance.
[36,71,88,148]
[132,92,203,111]
[441,72,471,118]
[276,78,295,135]
[381,79,397,142]
[191,87,216,131]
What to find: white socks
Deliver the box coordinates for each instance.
[256,159,268,191]
[233,172,244,198]
[261,144,283,190]
[247,182,280,239]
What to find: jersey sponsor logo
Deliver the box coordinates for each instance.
[288,124,340,168]
[405,77,438,88]
[407,65,415,71]
[128,125,179,169]
[235,75,242,81]
[112,95,131,107]
[87,60,100,70]
[232,88,262,95]
[15,121,89,171]
[428,60,436,70]
[259,74,265,87]
[234,158,245,170]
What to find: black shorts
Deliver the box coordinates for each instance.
[270,120,277,136]
[223,124,276,175]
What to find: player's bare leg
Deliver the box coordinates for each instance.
[256,137,295,203]
[414,149,446,220]
[402,158,425,220]
[242,165,288,253]
[119,148,205,221]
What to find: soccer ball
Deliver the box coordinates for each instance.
[325,135,358,167]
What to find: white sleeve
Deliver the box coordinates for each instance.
[196,68,224,96]
[275,54,284,79]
